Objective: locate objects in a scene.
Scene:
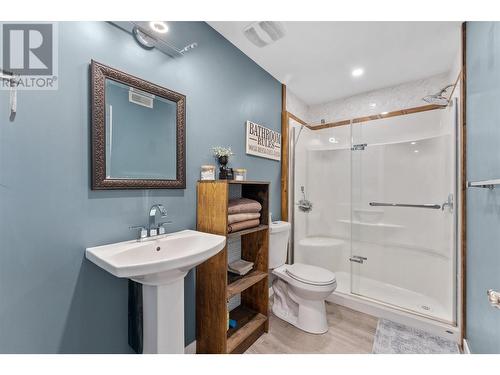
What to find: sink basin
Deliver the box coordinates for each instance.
[86,229,226,284]
[86,229,226,354]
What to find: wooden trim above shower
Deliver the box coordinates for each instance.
[309,103,446,130]
[281,110,289,222]
[281,84,288,221]
[288,112,308,126]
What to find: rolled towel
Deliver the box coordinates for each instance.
[228,212,261,224]
[228,219,260,233]
[228,198,262,214]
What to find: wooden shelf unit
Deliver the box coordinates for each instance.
[227,224,268,238]
[196,180,270,354]
[227,270,268,299]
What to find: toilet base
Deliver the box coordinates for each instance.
[272,279,329,334]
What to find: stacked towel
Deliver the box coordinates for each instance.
[227,198,262,233]
[228,259,254,276]
[228,198,262,214]
[228,212,261,224]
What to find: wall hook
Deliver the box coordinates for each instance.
[1,70,17,120]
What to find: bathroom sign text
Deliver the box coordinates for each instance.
[245,121,281,161]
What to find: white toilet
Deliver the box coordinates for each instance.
[270,221,337,334]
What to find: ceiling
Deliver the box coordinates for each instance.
[208,22,461,106]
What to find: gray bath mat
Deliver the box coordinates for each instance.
[372,319,459,354]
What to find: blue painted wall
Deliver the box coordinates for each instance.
[466,21,500,353]
[0,21,281,353]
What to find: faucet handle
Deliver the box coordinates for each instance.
[157,221,173,235]
[129,225,148,239]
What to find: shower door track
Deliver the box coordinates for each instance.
[330,289,457,328]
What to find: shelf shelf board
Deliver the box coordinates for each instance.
[227,224,268,238]
[227,305,267,354]
[227,180,270,185]
[227,270,268,299]
[198,180,270,185]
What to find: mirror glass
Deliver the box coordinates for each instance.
[104,79,177,180]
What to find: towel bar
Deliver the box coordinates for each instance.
[369,202,441,209]
[467,179,500,189]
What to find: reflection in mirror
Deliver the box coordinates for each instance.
[105,79,177,180]
[91,60,185,190]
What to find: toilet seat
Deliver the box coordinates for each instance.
[285,263,336,286]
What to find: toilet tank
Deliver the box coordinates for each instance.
[269,221,291,269]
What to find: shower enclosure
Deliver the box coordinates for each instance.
[289,103,458,331]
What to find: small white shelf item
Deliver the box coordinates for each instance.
[337,219,404,229]
[468,179,500,190]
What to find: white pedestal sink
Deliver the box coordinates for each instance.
[86,230,226,354]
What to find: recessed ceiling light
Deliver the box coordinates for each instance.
[411,141,417,145]
[149,21,169,34]
[414,150,419,153]
[351,68,364,77]
[369,103,377,108]
[329,137,339,144]
[381,111,389,115]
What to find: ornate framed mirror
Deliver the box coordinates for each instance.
[91,60,185,189]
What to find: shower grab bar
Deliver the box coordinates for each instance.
[369,202,441,209]
[467,179,500,189]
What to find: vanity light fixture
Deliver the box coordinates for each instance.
[133,26,156,50]
[180,43,198,54]
[122,22,197,57]
[149,21,169,34]
[351,68,364,77]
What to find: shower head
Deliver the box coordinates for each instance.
[422,84,454,106]
[294,123,307,145]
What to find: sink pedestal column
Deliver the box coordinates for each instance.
[142,277,185,354]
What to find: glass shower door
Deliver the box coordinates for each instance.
[349,108,457,323]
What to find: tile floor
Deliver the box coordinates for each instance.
[245,302,378,354]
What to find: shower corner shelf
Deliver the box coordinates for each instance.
[468,179,500,189]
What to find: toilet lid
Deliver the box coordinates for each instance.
[286,263,336,286]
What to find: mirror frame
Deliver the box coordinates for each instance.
[91,60,186,189]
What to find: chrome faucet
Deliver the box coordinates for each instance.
[130,204,172,240]
[149,204,169,236]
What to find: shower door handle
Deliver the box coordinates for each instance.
[349,255,367,264]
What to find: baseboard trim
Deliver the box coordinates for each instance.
[462,339,471,354]
[185,340,197,354]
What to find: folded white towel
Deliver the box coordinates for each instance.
[228,259,254,275]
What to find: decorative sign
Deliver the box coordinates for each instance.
[245,121,281,161]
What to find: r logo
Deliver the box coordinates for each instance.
[2,23,53,76]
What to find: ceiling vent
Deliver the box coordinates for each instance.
[243,21,285,47]
[129,88,155,108]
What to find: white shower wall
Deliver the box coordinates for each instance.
[293,107,456,324]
